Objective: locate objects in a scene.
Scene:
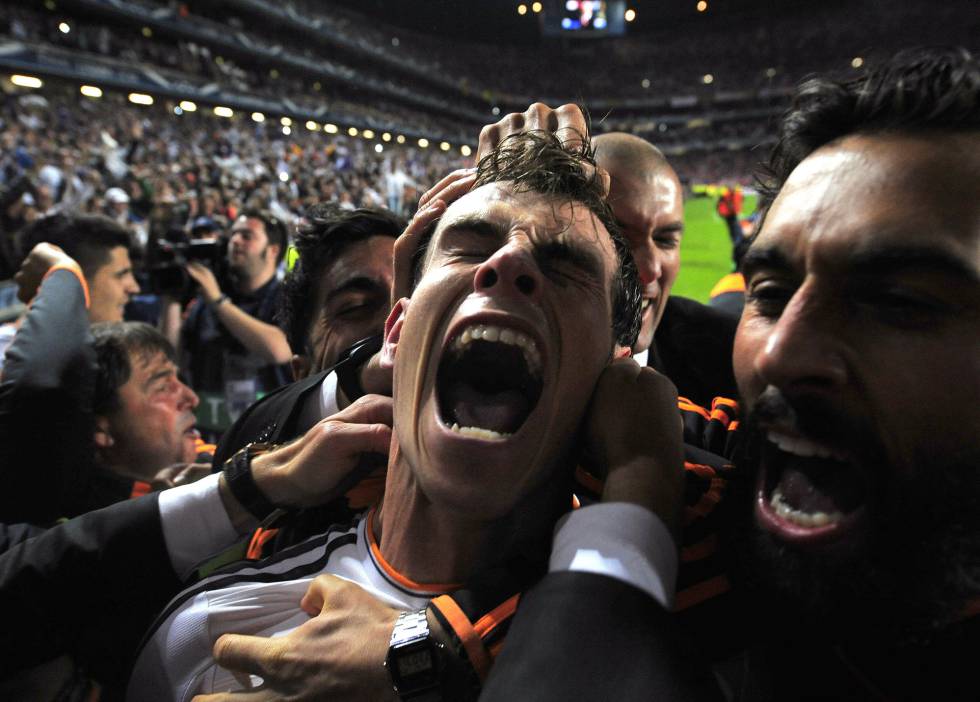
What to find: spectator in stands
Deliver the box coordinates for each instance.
[0,228,200,526]
[167,209,292,431]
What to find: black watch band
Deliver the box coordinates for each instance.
[335,334,384,402]
[223,442,277,521]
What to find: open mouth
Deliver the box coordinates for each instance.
[436,323,543,440]
[756,429,867,544]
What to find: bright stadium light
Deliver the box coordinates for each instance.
[440,141,451,151]
[10,75,43,89]
[281,117,292,126]
[382,132,392,142]
[566,1,577,10]
[80,85,102,98]
[625,8,637,22]
[213,106,233,118]
[460,144,472,157]
[531,1,542,12]
[128,92,153,105]
[396,134,406,144]
[375,143,384,153]
[765,67,777,78]
[491,106,500,116]
[141,26,153,38]
[641,78,650,89]
[363,129,375,139]
[174,106,183,115]
[179,100,197,112]
[306,120,319,131]
[282,126,291,135]
[324,123,339,134]
[702,73,714,84]
[348,126,359,137]
[851,57,864,68]
[279,171,289,182]
[517,4,527,16]
[58,22,70,34]
[251,112,265,122]
[697,1,708,12]
[418,138,430,148]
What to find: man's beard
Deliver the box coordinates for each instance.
[730,390,980,642]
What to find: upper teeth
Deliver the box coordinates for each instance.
[767,430,845,461]
[452,324,542,375]
[449,422,510,440]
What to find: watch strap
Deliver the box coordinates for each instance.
[223,443,277,521]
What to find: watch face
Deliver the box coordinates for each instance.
[397,649,434,677]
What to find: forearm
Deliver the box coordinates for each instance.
[158,297,182,350]
[212,299,292,364]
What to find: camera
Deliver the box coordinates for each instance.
[147,236,228,297]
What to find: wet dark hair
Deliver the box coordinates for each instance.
[92,322,176,416]
[413,130,642,348]
[238,208,290,264]
[18,213,132,280]
[757,46,980,212]
[279,203,404,353]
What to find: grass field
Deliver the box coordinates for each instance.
[671,193,757,302]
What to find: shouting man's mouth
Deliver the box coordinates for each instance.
[755,428,868,546]
[436,322,543,440]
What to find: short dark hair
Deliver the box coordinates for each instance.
[758,46,980,212]
[413,130,642,348]
[280,204,404,353]
[18,213,132,280]
[239,208,289,264]
[91,322,176,416]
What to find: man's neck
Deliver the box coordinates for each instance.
[235,267,275,295]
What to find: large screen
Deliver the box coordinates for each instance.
[542,0,627,37]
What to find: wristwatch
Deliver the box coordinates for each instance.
[223,442,277,521]
[385,609,444,701]
[334,334,384,402]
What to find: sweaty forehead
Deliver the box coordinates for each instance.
[758,133,980,262]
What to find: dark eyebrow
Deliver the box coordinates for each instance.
[848,245,979,284]
[439,215,509,243]
[740,246,795,279]
[654,221,684,236]
[143,368,174,391]
[325,276,389,303]
[534,236,605,282]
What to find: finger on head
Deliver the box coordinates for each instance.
[338,394,394,426]
[420,169,475,207]
[553,104,589,151]
[477,123,501,161]
[523,102,557,133]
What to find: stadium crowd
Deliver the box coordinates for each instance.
[0,13,976,701]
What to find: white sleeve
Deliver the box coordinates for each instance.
[318,370,340,418]
[549,502,677,609]
[158,473,240,580]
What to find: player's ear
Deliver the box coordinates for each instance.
[93,416,114,449]
[613,344,632,360]
[380,298,409,370]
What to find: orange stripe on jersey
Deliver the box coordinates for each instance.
[193,438,216,455]
[684,477,725,523]
[685,461,717,481]
[488,639,505,659]
[246,527,279,560]
[709,272,746,298]
[674,574,731,611]
[366,509,459,594]
[473,594,520,640]
[677,397,711,420]
[130,481,152,499]
[681,533,717,562]
[709,408,732,429]
[431,595,491,681]
[44,262,90,308]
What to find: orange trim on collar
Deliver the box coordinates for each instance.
[431,594,491,681]
[44,262,90,308]
[365,508,460,594]
[129,480,152,499]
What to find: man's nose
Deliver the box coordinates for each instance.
[631,241,662,287]
[754,285,849,395]
[180,382,199,410]
[473,245,543,303]
[127,275,141,295]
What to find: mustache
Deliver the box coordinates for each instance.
[746,386,883,467]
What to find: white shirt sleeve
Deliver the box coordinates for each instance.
[158,473,241,580]
[549,502,677,609]
[318,370,340,419]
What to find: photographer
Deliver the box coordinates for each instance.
[162,209,291,433]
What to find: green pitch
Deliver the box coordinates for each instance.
[673,194,757,302]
